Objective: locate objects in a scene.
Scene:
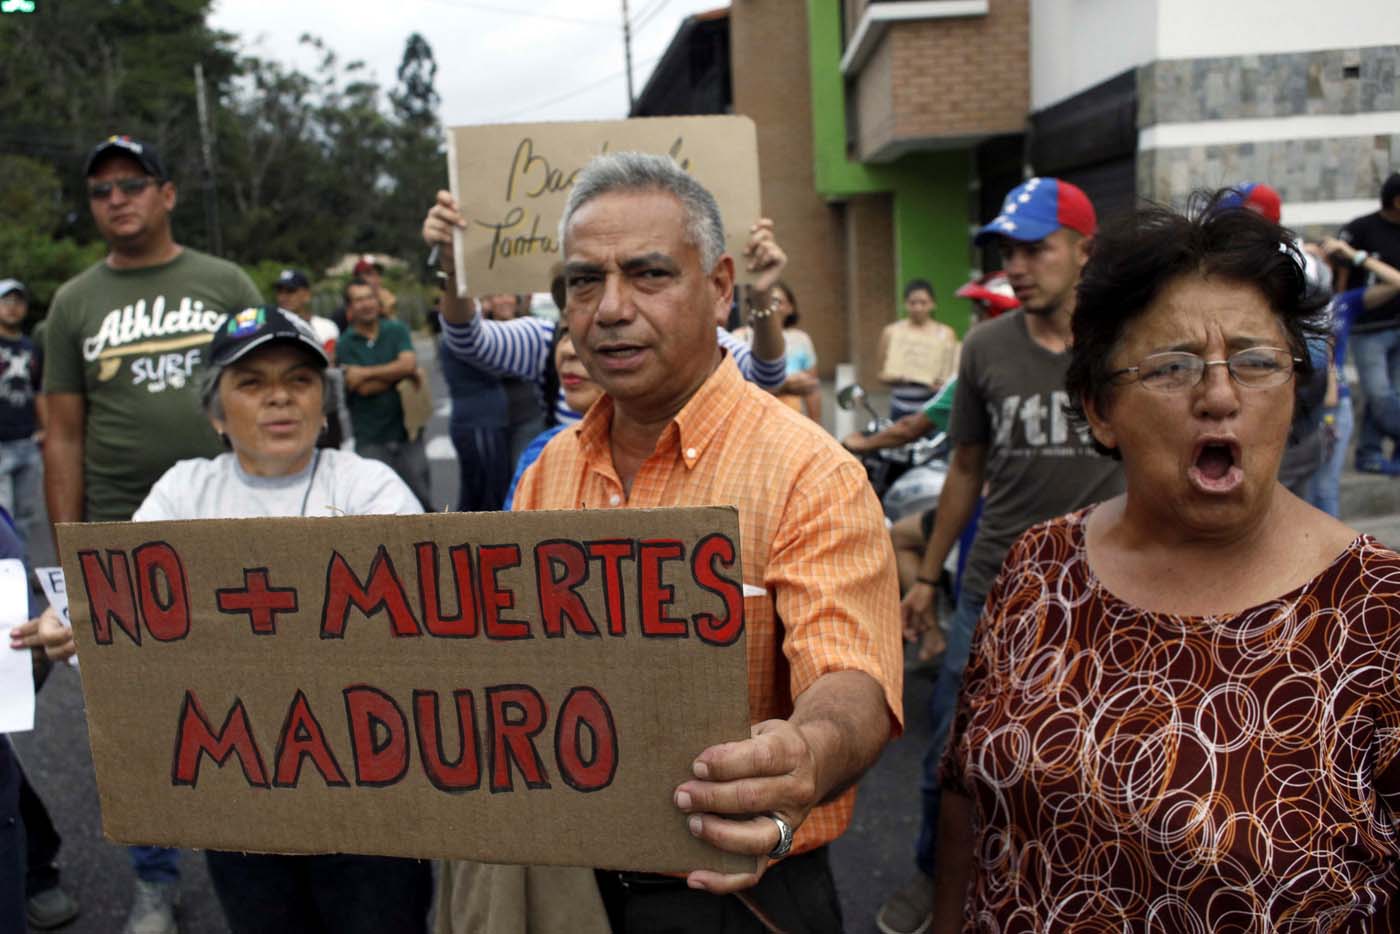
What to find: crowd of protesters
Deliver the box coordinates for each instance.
[0,127,1398,934]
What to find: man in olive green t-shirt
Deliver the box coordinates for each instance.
[336,277,433,510]
[43,137,261,530]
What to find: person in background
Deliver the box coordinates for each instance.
[352,256,398,319]
[877,177,1121,934]
[5,510,80,933]
[440,297,511,511]
[732,282,821,422]
[5,521,79,934]
[1309,240,1400,514]
[879,279,960,421]
[273,269,337,356]
[0,280,44,554]
[41,134,261,934]
[953,271,1019,322]
[844,275,1018,678]
[1217,182,1332,498]
[1336,172,1400,474]
[133,306,429,933]
[502,326,603,511]
[273,268,350,450]
[932,194,1397,932]
[477,293,548,467]
[337,278,433,510]
[421,193,791,428]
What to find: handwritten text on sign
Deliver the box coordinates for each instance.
[447,116,760,295]
[57,508,752,873]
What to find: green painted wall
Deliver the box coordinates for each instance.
[806,0,975,334]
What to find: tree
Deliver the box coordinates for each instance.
[380,33,446,274]
[0,7,445,292]
[0,0,239,251]
[0,156,104,313]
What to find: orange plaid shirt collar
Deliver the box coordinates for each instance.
[571,352,741,485]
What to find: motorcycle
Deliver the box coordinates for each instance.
[836,383,949,523]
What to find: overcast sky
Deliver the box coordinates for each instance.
[208,0,728,126]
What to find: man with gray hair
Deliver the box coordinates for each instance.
[426,152,903,932]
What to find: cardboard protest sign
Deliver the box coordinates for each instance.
[446,116,760,295]
[880,326,959,388]
[58,508,754,874]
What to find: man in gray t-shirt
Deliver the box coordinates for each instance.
[877,178,1124,934]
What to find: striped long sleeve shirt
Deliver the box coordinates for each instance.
[440,313,787,424]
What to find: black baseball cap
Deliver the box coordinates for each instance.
[208,307,329,370]
[84,135,167,179]
[274,269,310,290]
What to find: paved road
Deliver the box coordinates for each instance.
[13,334,930,932]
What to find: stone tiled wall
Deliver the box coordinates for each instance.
[1139,45,1399,124]
[1136,44,1400,232]
[1139,135,1400,208]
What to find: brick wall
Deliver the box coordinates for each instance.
[731,0,850,380]
[853,0,1030,160]
[844,194,896,384]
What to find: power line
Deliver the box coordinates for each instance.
[421,0,615,28]
[487,54,662,123]
[632,0,673,32]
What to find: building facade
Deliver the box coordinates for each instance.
[638,0,1400,380]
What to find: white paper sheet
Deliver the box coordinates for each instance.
[0,558,35,732]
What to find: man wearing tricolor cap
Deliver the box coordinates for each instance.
[875,177,1125,934]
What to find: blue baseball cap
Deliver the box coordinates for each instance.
[974,177,1097,246]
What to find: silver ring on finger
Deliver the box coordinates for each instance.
[766,813,794,860]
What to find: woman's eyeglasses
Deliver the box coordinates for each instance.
[1109,347,1300,392]
[87,177,158,200]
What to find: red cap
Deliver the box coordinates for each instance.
[1219,183,1282,224]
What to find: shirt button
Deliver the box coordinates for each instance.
[685,447,697,459]
[609,494,621,506]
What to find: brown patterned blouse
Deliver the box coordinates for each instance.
[943,508,1400,932]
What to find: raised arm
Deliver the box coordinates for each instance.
[734,219,788,390]
[423,189,556,381]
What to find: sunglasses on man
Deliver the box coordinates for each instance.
[87,177,161,200]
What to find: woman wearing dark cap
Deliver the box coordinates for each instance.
[932,196,1400,930]
[132,307,430,934]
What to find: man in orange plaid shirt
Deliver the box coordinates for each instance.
[506,152,902,930]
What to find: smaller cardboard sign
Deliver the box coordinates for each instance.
[447,116,761,295]
[881,326,959,388]
[57,508,753,874]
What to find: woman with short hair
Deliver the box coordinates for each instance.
[932,196,1400,930]
[133,306,430,934]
